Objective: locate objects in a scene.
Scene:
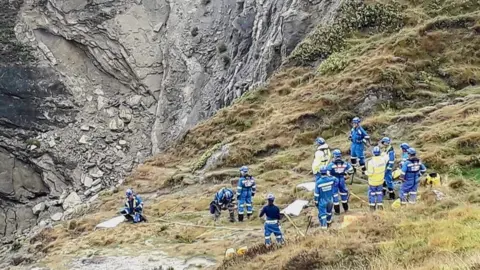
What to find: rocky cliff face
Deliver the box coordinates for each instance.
[0,0,343,237]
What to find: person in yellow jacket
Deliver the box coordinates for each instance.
[365,147,387,211]
[312,137,332,176]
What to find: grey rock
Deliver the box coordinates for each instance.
[89,167,104,178]
[79,135,88,144]
[80,125,90,131]
[118,140,127,146]
[90,184,103,195]
[62,192,82,210]
[91,179,102,187]
[82,175,93,187]
[108,118,125,131]
[88,194,99,203]
[51,212,63,221]
[32,202,46,215]
[127,95,142,107]
[48,139,56,148]
[119,106,133,123]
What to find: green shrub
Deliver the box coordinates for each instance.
[26,139,41,148]
[317,52,353,75]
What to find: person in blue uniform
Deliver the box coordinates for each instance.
[326,149,354,214]
[349,117,370,174]
[400,148,427,205]
[210,187,236,222]
[120,189,145,223]
[314,166,337,229]
[380,137,396,200]
[259,193,284,246]
[236,166,256,222]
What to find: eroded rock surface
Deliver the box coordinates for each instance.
[0,0,343,239]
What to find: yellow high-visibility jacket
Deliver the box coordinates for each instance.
[365,156,386,186]
[312,146,331,174]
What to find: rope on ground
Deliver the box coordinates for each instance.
[284,214,305,237]
[156,218,261,231]
[349,191,369,205]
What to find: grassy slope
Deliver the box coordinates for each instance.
[29,0,480,269]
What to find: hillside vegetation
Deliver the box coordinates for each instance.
[24,0,480,269]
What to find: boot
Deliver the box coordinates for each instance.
[361,166,366,175]
[327,222,332,228]
[370,205,376,212]
[238,214,244,222]
[229,212,235,223]
[247,213,252,220]
[389,190,396,200]
[377,204,384,211]
[342,202,349,212]
[334,205,341,215]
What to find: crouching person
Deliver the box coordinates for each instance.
[210,187,236,222]
[259,193,284,246]
[120,189,146,223]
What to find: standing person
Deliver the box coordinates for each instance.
[380,137,396,200]
[314,166,337,229]
[259,193,284,246]
[326,149,354,214]
[365,147,387,211]
[312,137,332,176]
[349,117,370,174]
[210,187,236,222]
[400,148,427,205]
[236,166,256,222]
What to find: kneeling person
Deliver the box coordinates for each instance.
[210,187,236,222]
[120,189,145,223]
[259,194,284,246]
[314,166,337,229]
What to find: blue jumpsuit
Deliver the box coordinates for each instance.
[326,160,354,206]
[259,204,284,245]
[210,188,235,214]
[314,175,337,229]
[400,158,426,204]
[383,145,395,193]
[121,195,143,223]
[400,150,409,167]
[349,126,370,169]
[237,175,256,215]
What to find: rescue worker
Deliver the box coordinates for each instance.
[259,193,284,246]
[236,166,256,222]
[380,137,396,200]
[400,148,427,205]
[399,143,410,167]
[349,117,370,174]
[312,137,332,176]
[314,166,337,229]
[120,189,145,223]
[326,149,354,214]
[365,147,387,211]
[210,187,236,222]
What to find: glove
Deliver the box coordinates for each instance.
[314,201,318,207]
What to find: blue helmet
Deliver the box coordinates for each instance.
[240,166,248,173]
[126,189,133,197]
[320,166,328,175]
[381,137,391,145]
[332,149,342,159]
[315,137,326,145]
[407,148,417,156]
[400,143,410,150]
[267,193,275,201]
[352,117,361,124]
[372,146,381,156]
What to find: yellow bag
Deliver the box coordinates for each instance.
[393,168,402,180]
[391,198,401,209]
[426,173,441,187]
[237,246,248,255]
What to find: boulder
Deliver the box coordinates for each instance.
[79,135,88,144]
[80,125,90,131]
[83,175,93,187]
[119,106,133,123]
[89,167,104,178]
[90,184,103,195]
[62,192,82,210]
[32,202,46,215]
[51,212,63,221]
[108,118,125,131]
[118,140,127,145]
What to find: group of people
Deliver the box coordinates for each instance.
[119,117,428,247]
[208,166,285,246]
[312,117,427,229]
